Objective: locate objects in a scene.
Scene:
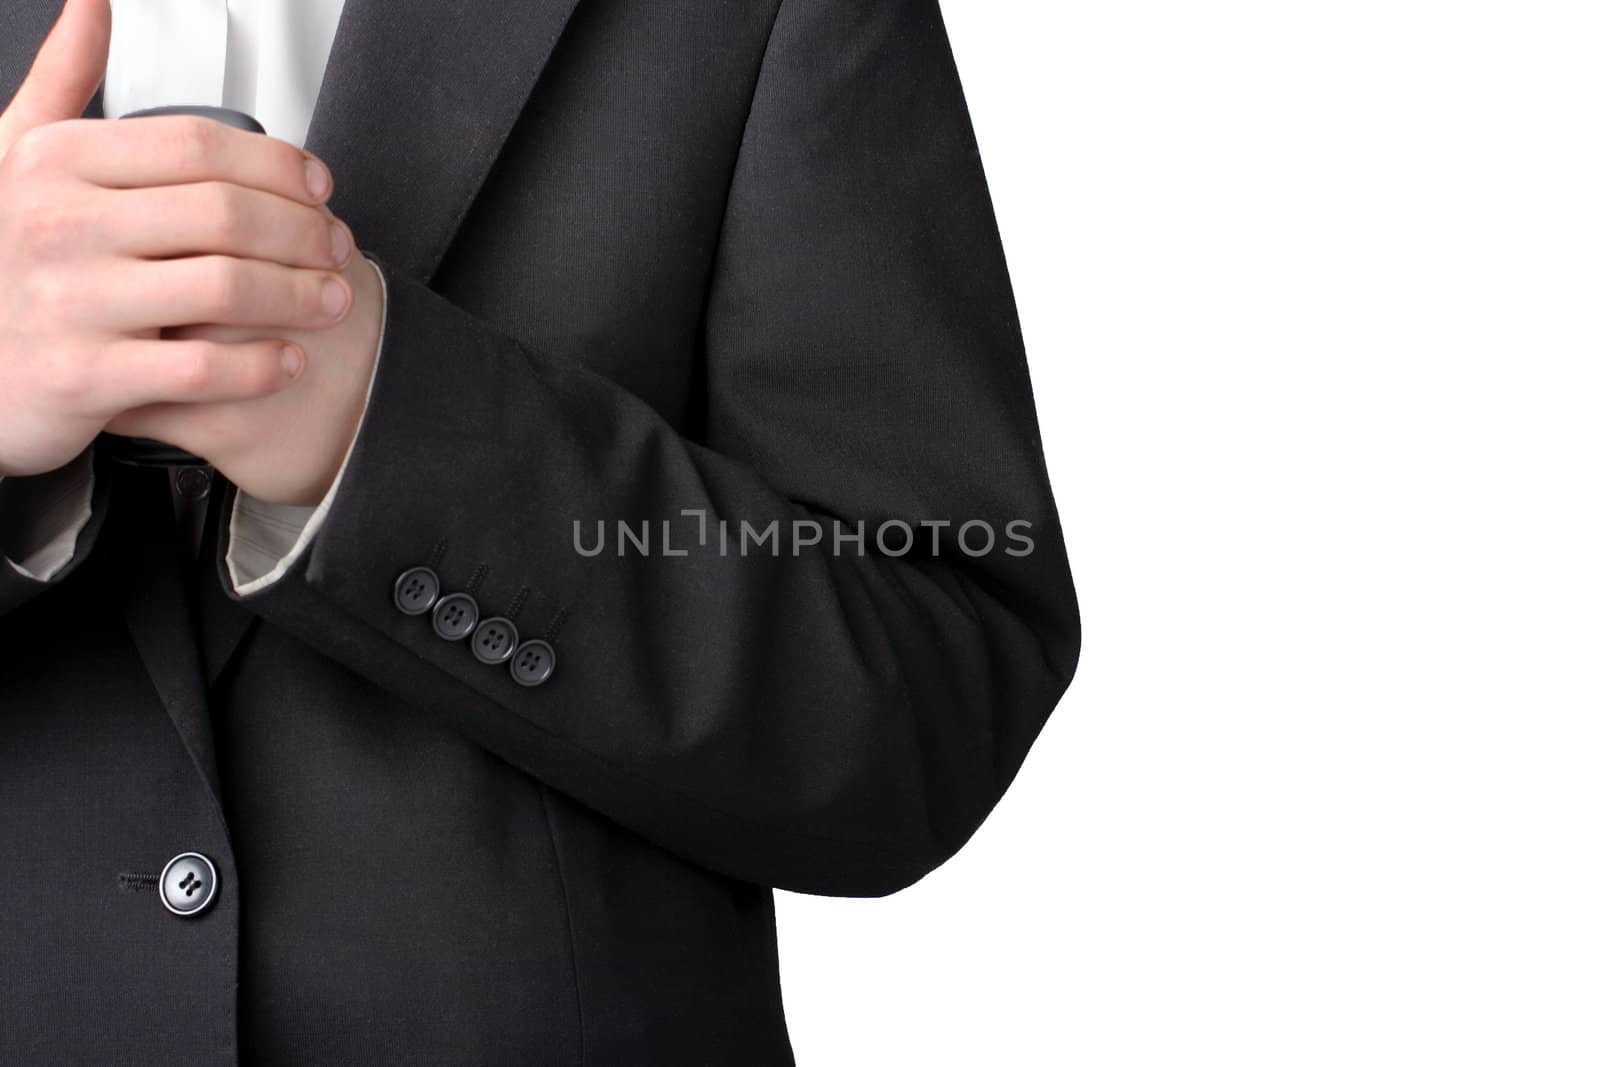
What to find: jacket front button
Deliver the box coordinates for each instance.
[173,466,213,500]
[159,852,219,918]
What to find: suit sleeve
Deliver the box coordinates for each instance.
[0,448,109,616]
[228,0,1081,896]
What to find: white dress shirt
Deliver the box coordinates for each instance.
[103,0,346,147]
[1,0,386,594]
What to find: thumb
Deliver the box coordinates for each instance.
[1,0,112,146]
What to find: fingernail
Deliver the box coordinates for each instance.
[281,345,305,379]
[321,278,350,318]
[304,158,332,200]
[329,222,352,265]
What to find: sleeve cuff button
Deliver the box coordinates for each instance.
[471,617,519,665]
[509,639,555,687]
[432,592,480,641]
[393,566,441,615]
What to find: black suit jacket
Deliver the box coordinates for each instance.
[0,0,1081,1062]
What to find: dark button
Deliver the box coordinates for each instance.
[472,617,519,665]
[509,639,555,687]
[432,592,479,641]
[173,466,212,500]
[394,566,440,616]
[159,852,218,917]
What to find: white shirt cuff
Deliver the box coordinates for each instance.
[226,257,389,595]
[0,449,96,582]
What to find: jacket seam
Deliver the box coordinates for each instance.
[537,787,588,1065]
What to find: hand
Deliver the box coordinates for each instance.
[0,0,355,478]
[105,247,386,507]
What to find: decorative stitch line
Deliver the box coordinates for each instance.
[544,604,573,640]
[426,539,448,569]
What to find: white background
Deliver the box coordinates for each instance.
[778,2,1600,1063]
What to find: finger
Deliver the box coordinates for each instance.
[0,0,111,151]
[83,255,352,333]
[82,337,305,412]
[108,182,353,270]
[38,114,333,206]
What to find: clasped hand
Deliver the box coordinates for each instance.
[0,0,383,506]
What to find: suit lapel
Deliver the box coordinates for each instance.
[110,465,226,815]
[304,0,584,284]
[198,482,257,687]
